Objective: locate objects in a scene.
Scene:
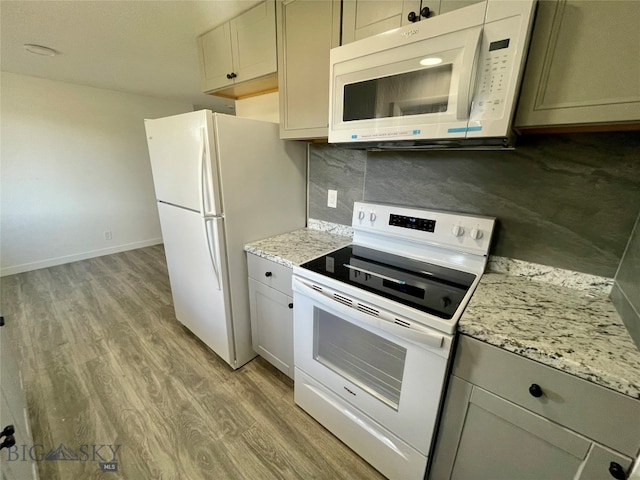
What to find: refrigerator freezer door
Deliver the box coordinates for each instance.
[145,111,221,215]
[157,202,235,365]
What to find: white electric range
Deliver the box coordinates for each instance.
[292,202,495,479]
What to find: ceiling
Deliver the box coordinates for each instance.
[0,0,262,112]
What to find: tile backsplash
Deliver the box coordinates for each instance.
[308,132,640,278]
[611,212,640,348]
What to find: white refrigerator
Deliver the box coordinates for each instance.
[144,110,306,369]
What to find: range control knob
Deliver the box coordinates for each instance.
[469,228,483,240]
[358,209,365,220]
[441,297,452,309]
[370,211,377,222]
[452,224,465,237]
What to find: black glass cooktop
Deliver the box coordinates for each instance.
[299,245,476,320]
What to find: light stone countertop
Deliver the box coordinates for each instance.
[244,228,352,268]
[460,273,640,399]
[244,226,640,400]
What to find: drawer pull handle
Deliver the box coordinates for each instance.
[0,435,16,451]
[0,425,15,438]
[265,271,272,277]
[529,383,543,398]
[609,462,627,480]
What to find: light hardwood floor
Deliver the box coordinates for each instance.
[1,246,384,480]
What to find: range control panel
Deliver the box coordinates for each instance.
[388,214,436,232]
[352,202,496,256]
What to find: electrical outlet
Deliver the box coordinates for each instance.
[327,189,338,208]
[104,230,112,240]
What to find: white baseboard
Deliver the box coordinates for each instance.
[0,238,163,277]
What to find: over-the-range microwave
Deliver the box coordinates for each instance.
[328,0,536,150]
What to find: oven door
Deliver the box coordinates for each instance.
[292,276,453,456]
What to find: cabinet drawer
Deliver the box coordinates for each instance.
[247,253,293,296]
[453,335,640,456]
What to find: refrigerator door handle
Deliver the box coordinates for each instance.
[198,127,208,216]
[203,217,222,291]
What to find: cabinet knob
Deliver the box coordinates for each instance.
[0,435,16,451]
[0,425,15,438]
[226,73,232,79]
[407,11,418,22]
[0,315,4,327]
[420,6,431,18]
[609,462,627,480]
[528,383,543,398]
[265,271,272,277]
[288,303,294,309]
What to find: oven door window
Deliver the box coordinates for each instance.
[313,308,406,410]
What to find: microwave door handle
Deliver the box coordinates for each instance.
[456,26,483,121]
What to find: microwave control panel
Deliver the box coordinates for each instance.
[470,16,522,121]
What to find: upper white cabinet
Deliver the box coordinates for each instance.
[341,0,483,44]
[198,1,278,98]
[277,0,341,139]
[515,0,640,129]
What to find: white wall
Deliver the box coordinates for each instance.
[234,91,279,123]
[0,72,193,276]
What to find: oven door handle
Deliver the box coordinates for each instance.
[377,320,443,349]
[293,278,446,350]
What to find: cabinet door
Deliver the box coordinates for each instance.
[342,0,421,44]
[341,0,488,44]
[230,0,277,85]
[578,444,633,480]
[1,392,37,480]
[199,22,234,92]
[277,0,341,139]
[515,0,640,128]
[248,278,294,378]
[0,322,24,420]
[439,0,484,15]
[431,379,592,480]
[1,323,37,480]
[1,391,18,479]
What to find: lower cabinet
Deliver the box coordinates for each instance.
[429,335,638,480]
[247,254,294,378]
[1,318,38,480]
